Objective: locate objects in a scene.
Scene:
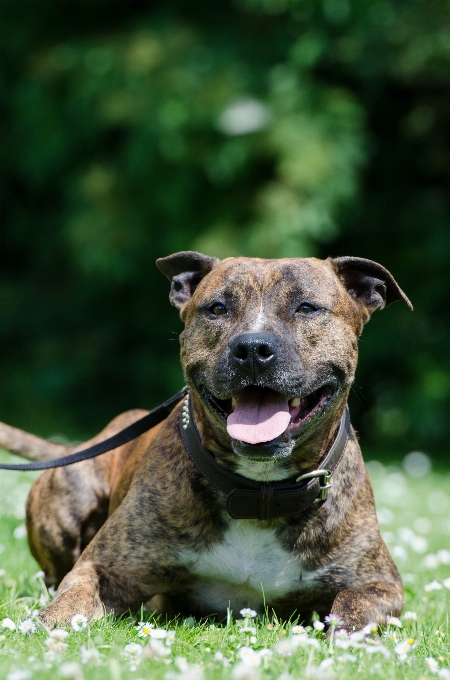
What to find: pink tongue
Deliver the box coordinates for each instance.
[227,389,291,444]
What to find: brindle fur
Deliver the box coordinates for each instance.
[0,254,411,630]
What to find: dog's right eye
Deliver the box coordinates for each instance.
[209,303,228,316]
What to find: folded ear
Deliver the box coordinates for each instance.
[156,251,220,311]
[330,256,413,316]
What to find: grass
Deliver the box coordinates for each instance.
[0,450,449,680]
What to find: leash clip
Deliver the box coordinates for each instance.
[295,469,331,503]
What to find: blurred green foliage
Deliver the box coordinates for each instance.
[1,0,449,456]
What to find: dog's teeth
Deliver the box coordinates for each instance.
[290,397,301,407]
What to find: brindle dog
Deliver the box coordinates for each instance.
[0,252,412,630]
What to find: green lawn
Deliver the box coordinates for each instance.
[0,451,449,680]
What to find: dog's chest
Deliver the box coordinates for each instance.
[179,521,318,614]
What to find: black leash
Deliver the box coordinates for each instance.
[0,388,187,472]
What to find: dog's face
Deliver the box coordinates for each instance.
[158,253,411,461]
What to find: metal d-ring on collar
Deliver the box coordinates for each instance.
[179,391,351,521]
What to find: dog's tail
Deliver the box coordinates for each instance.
[0,422,70,461]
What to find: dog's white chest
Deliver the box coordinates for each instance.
[180,521,314,614]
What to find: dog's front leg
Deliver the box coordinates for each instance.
[330,581,404,631]
[39,562,104,627]
[39,559,161,628]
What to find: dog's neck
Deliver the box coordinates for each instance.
[189,390,346,483]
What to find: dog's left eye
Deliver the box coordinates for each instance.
[297,303,318,315]
[209,303,228,316]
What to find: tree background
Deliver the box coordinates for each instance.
[1,0,449,459]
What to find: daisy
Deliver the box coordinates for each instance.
[425,580,443,592]
[50,629,69,640]
[165,630,176,645]
[1,618,16,631]
[18,619,36,635]
[71,613,88,631]
[325,613,344,628]
[80,645,100,665]
[403,611,417,621]
[136,621,154,637]
[240,608,257,619]
[426,657,439,673]
[291,625,305,634]
[124,642,143,659]
[313,620,325,631]
[386,616,402,627]
[238,647,261,667]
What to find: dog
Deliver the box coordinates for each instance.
[0,252,412,630]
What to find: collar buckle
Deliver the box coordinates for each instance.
[295,469,331,503]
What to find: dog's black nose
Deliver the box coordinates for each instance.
[229,332,278,376]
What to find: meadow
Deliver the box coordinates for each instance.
[0,450,448,680]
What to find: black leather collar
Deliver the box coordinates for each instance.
[179,393,351,520]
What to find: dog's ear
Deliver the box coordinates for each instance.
[156,251,220,310]
[330,256,413,316]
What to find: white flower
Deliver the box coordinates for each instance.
[149,628,168,639]
[51,629,69,641]
[313,620,325,631]
[443,578,450,589]
[437,670,450,680]
[259,649,272,657]
[365,644,390,658]
[386,616,402,628]
[410,536,428,553]
[165,630,176,645]
[291,625,305,634]
[349,630,366,643]
[240,608,257,619]
[136,621,154,637]
[395,639,415,655]
[19,619,36,635]
[80,645,100,665]
[58,661,83,679]
[362,622,379,636]
[232,662,259,680]
[426,657,439,673]
[325,613,344,627]
[402,610,417,621]
[1,618,16,630]
[275,638,300,656]
[437,550,450,565]
[423,554,440,569]
[295,634,320,648]
[240,626,256,634]
[71,613,88,631]
[46,636,68,653]
[238,647,261,667]
[339,654,358,663]
[320,659,334,669]
[123,642,143,659]
[425,580,443,592]
[7,671,31,680]
[143,639,171,659]
[13,525,27,539]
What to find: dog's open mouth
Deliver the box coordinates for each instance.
[200,382,338,445]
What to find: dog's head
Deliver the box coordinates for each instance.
[157,252,412,462]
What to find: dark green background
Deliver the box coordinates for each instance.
[1,0,449,458]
